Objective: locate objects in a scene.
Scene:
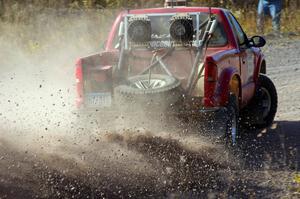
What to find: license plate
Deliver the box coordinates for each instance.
[85,93,112,107]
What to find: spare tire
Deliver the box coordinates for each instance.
[114,74,182,110]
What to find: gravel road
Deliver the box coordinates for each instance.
[0,37,299,198]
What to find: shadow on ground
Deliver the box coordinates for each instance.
[240,121,300,171]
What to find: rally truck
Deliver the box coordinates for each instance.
[75,6,278,145]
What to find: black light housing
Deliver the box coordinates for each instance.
[128,17,151,43]
[170,15,193,43]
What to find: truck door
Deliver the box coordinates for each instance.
[227,13,256,107]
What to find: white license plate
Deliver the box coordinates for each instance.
[85,93,112,107]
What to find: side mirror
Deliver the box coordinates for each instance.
[249,36,266,47]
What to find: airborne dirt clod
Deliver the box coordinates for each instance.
[0,10,300,198]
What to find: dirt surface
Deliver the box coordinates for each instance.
[0,30,300,198]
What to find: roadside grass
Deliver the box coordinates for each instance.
[233,9,300,36]
[288,173,300,196]
[0,7,299,56]
[0,9,118,57]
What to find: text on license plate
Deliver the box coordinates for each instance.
[85,93,112,107]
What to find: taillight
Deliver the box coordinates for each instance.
[75,59,83,83]
[203,62,218,107]
[205,62,218,82]
[75,59,83,107]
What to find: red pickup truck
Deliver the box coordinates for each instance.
[75,6,277,145]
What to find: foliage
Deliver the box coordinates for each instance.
[0,0,299,36]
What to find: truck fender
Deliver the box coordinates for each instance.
[253,52,266,83]
[214,66,241,107]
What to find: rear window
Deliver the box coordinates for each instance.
[208,21,228,47]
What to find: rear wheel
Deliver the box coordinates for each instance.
[225,94,239,146]
[241,74,278,129]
